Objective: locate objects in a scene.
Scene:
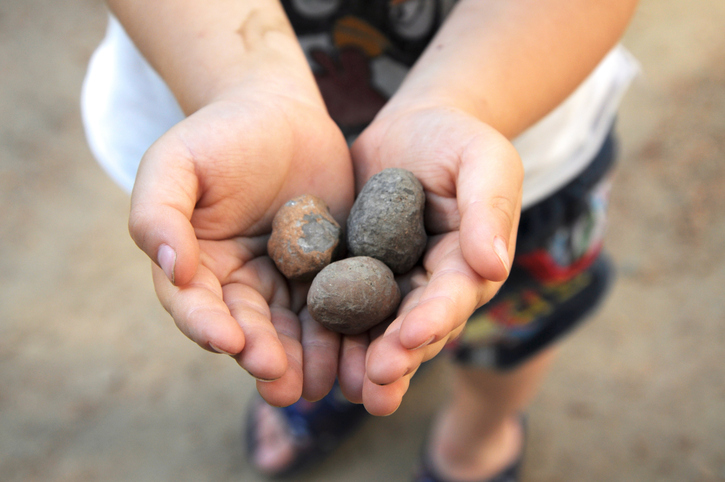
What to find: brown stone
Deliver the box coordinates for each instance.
[268,194,342,281]
[307,256,401,335]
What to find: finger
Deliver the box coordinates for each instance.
[366,314,462,387]
[362,370,413,417]
[362,282,427,387]
[457,127,523,283]
[152,263,246,356]
[397,233,503,350]
[255,306,304,407]
[338,333,369,404]
[299,308,340,402]
[225,255,290,309]
[366,320,425,385]
[129,137,201,286]
[223,255,303,403]
[224,283,288,383]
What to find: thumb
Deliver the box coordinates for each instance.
[128,139,201,286]
[457,128,523,283]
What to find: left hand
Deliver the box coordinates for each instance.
[342,105,524,415]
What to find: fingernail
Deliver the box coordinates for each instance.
[158,244,176,284]
[243,368,280,383]
[413,335,436,350]
[255,377,280,383]
[209,343,235,356]
[493,236,510,275]
[253,374,281,383]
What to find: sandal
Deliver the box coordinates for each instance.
[412,416,527,482]
[245,382,369,478]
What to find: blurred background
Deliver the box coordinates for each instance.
[1,0,724,480]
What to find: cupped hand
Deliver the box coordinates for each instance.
[128,90,354,407]
[345,106,524,415]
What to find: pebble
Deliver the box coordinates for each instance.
[347,168,427,274]
[267,194,343,281]
[307,256,401,335]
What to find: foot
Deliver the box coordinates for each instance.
[421,407,525,482]
[249,401,299,475]
[245,385,369,477]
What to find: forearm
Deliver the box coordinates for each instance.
[388,0,639,138]
[107,0,321,114]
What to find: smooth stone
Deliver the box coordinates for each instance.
[307,256,401,335]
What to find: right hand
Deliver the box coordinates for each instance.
[128,88,355,408]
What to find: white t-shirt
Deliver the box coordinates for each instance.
[81,12,637,208]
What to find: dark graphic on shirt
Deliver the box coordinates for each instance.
[289,0,342,19]
[388,0,437,41]
[282,0,453,135]
[311,45,388,131]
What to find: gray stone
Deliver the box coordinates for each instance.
[347,168,427,274]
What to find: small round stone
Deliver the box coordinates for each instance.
[347,168,427,274]
[307,257,401,335]
[268,194,343,281]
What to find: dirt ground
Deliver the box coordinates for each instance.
[1,1,724,481]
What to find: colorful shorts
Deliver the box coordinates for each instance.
[447,131,618,371]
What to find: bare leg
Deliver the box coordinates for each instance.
[427,346,559,481]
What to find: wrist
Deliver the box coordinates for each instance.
[375,84,495,134]
[201,47,326,114]
[176,29,325,114]
[110,0,324,114]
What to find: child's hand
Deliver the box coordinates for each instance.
[344,106,524,415]
[128,90,354,408]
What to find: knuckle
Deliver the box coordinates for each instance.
[489,195,516,229]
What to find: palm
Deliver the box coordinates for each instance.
[177,98,352,236]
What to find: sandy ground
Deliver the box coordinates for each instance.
[2,1,724,481]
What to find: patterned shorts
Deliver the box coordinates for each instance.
[447,131,618,371]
